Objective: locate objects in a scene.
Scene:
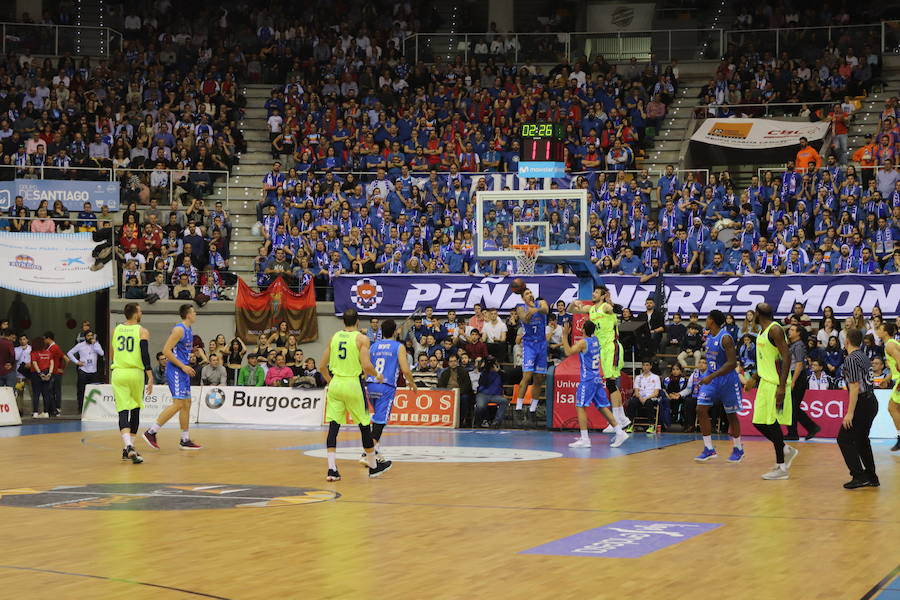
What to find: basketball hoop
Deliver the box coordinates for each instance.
[511,244,541,274]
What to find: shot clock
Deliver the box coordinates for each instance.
[518,122,566,177]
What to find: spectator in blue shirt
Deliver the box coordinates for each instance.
[617,246,643,274]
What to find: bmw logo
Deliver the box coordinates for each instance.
[205,388,226,409]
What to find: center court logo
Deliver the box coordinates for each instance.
[204,387,226,409]
[350,278,383,310]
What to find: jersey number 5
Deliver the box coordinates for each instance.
[337,341,347,359]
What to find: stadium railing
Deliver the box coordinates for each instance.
[403,21,900,64]
[0,21,123,57]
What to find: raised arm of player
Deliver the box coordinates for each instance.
[568,301,590,314]
[163,325,195,377]
[356,334,381,381]
[398,348,416,391]
[561,322,586,357]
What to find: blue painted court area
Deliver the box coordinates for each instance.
[871,570,900,600]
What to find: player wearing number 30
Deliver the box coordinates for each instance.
[359,319,416,466]
[561,320,629,449]
[321,308,393,482]
[110,302,152,464]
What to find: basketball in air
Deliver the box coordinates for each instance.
[510,278,527,294]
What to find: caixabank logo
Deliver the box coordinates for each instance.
[350,277,383,310]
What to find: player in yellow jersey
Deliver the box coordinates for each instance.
[751,303,796,480]
[569,286,631,432]
[110,303,152,464]
[320,308,390,481]
[875,322,900,452]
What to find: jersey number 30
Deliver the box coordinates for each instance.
[116,336,134,352]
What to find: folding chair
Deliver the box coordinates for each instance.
[630,396,660,434]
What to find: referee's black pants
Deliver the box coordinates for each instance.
[786,375,817,436]
[837,391,878,482]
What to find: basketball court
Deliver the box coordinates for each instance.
[1,423,898,599]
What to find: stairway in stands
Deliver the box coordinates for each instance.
[220,84,274,286]
[641,77,706,174]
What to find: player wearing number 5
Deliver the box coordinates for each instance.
[142,304,202,450]
[110,303,152,464]
[360,319,416,466]
[562,320,629,449]
[321,308,392,482]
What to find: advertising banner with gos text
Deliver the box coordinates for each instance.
[334,388,459,428]
[81,384,200,423]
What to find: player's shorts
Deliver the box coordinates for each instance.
[522,340,548,374]
[111,368,144,411]
[575,379,610,409]
[752,378,793,426]
[891,383,900,404]
[600,339,623,379]
[367,382,396,425]
[326,375,371,426]
[697,372,742,413]
[165,365,191,400]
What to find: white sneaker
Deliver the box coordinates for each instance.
[358,453,371,466]
[601,425,615,433]
[610,432,630,448]
[39,412,49,418]
[761,466,789,480]
[32,412,38,418]
[620,418,632,429]
[783,445,799,469]
[568,438,592,448]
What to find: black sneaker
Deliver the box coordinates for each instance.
[368,459,393,478]
[804,424,822,441]
[865,478,881,488]
[843,478,871,489]
[326,469,341,482]
[891,437,900,452]
[784,433,800,441]
[126,445,144,464]
[179,439,202,450]
[121,448,129,461]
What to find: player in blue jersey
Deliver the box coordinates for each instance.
[562,320,629,448]
[514,287,549,427]
[358,319,416,465]
[694,309,744,463]
[142,304,202,450]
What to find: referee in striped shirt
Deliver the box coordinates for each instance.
[838,328,880,489]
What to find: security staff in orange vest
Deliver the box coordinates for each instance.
[852,133,878,187]
[795,136,822,172]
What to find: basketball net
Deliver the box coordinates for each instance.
[511,244,540,274]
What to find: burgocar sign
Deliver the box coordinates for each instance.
[197,386,325,426]
[334,274,578,316]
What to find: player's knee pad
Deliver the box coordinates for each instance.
[129,408,140,434]
[359,423,374,449]
[605,379,618,394]
[326,421,340,447]
[118,410,130,430]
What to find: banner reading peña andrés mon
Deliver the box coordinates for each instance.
[334,274,579,316]
[603,274,900,319]
[0,232,113,297]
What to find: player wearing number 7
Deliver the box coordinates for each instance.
[321,308,392,482]
[110,302,152,464]
[359,318,416,466]
[562,320,629,449]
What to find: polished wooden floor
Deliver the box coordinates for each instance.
[0,424,897,600]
